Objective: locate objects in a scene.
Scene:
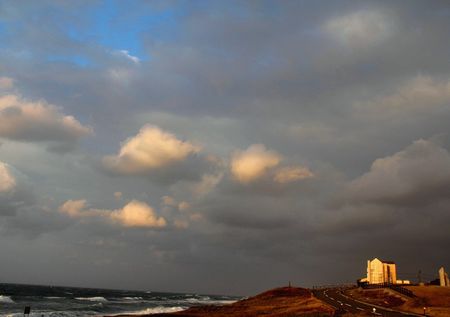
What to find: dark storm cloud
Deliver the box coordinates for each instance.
[343,139,450,207]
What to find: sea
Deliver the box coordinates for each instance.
[0,283,240,316]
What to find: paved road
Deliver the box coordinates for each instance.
[313,288,420,316]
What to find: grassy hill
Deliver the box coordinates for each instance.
[112,287,334,317]
[346,285,450,317]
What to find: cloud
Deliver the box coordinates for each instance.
[0,77,14,90]
[114,50,140,64]
[361,75,450,115]
[0,161,16,193]
[2,1,450,294]
[59,199,167,228]
[178,201,190,212]
[231,144,281,183]
[110,200,166,228]
[324,9,393,47]
[58,199,92,218]
[273,166,314,184]
[162,195,177,207]
[0,94,92,150]
[345,139,450,206]
[230,144,313,186]
[103,125,201,175]
[0,161,36,219]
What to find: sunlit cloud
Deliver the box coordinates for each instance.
[231,144,281,183]
[59,199,167,228]
[0,94,92,147]
[0,161,16,193]
[274,166,314,184]
[178,201,190,212]
[110,200,166,228]
[103,125,201,175]
[162,195,177,207]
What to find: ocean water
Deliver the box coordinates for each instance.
[0,283,240,316]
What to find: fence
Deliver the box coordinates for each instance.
[360,282,416,298]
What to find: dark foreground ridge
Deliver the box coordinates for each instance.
[107,286,334,317]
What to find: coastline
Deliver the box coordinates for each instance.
[105,286,335,317]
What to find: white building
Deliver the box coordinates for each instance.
[439,267,449,287]
[366,258,397,284]
[359,258,410,285]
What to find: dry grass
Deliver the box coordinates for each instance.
[346,288,405,308]
[400,286,450,317]
[347,286,450,317]
[405,286,450,307]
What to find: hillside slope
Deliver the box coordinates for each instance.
[111,287,335,317]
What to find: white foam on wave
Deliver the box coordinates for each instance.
[0,295,14,303]
[75,296,108,302]
[108,306,186,316]
[185,297,236,305]
[122,296,143,300]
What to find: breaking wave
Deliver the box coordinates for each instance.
[75,296,108,302]
[0,295,14,303]
[122,296,143,300]
[110,306,186,315]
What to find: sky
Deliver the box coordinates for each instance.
[0,0,450,296]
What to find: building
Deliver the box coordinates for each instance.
[365,258,397,284]
[439,267,449,287]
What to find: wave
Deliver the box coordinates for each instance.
[185,297,236,305]
[0,295,14,303]
[211,300,237,305]
[75,296,108,302]
[109,306,186,316]
[122,296,143,300]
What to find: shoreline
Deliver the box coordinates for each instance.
[105,286,334,317]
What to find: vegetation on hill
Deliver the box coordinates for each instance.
[111,287,334,317]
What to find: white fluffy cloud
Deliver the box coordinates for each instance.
[231,144,281,183]
[230,144,313,185]
[110,200,166,228]
[114,49,140,64]
[103,125,200,174]
[273,166,314,184]
[325,9,393,47]
[0,94,92,145]
[346,139,450,205]
[59,199,167,228]
[0,161,16,193]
